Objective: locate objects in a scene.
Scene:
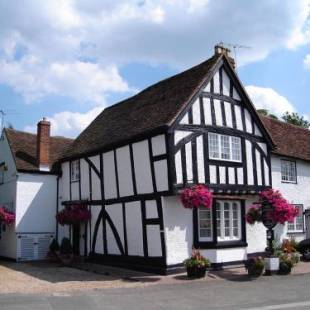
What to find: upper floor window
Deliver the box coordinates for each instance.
[208,133,241,162]
[281,160,296,183]
[287,205,303,233]
[70,160,80,182]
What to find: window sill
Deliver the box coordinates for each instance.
[281,181,297,184]
[70,179,80,183]
[287,231,304,235]
[194,240,247,249]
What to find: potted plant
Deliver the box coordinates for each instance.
[59,237,74,265]
[245,257,265,278]
[184,249,210,278]
[277,252,300,275]
[47,238,60,262]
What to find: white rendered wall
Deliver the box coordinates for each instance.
[0,133,18,258]
[271,155,310,242]
[162,195,267,266]
[15,173,57,233]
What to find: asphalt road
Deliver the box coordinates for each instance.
[2,274,310,310]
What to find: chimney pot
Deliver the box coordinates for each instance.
[37,117,51,171]
[214,44,236,69]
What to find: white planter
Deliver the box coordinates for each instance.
[265,257,279,275]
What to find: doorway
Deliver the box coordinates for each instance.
[72,224,80,255]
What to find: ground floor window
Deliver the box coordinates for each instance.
[195,199,245,248]
[287,204,304,233]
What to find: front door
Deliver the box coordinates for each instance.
[72,224,80,255]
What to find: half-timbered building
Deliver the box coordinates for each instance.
[57,46,274,273]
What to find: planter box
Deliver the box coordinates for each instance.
[265,257,279,275]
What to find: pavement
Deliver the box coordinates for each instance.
[2,273,310,309]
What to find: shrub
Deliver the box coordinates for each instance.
[245,257,265,277]
[49,238,60,253]
[60,237,73,255]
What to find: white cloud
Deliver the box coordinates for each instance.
[304,54,310,68]
[25,105,104,137]
[0,57,130,103]
[245,85,295,117]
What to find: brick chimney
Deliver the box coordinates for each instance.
[37,117,51,171]
[214,45,236,69]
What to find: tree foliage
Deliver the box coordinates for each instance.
[282,112,310,129]
[256,109,278,120]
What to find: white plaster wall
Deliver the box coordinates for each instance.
[0,225,16,259]
[192,99,201,124]
[125,201,143,256]
[147,225,162,257]
[151,135,166,156]
[214,99,223,126]
[61,162,70,201]
[222,69,230,96]
[203,98,212,125]
[196,135,205,183]
[145,200,158,219]
[80,159,90,200]
[154,160,169,192]
[106,203,124,255]
[15,173,57,233]
[116,146,134,197]
[271,155,310,242]
[132,141,153,194]
[89,156,101,200]
[103,151,117,199]
[91,206,103,254]
[162,195,266,266]
[71,181,79,200]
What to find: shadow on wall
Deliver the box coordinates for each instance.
[16,174,57,233]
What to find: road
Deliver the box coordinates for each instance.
[1,274,310,309]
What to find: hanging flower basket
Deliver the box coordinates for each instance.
[180,184,213,209]
[245,189,299,225]
[56,204,91,226]
[0,207,15,225]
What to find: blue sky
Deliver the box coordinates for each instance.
[0,0,309,137]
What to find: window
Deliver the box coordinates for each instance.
[70,160,80,182]
[197,200,242,243]
[198,207,212,241]
[208,133,241,162]
[281,160,297,183]
[0,166,4,185]
[288,205,304,233]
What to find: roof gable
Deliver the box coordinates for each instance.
[64,54,222,159]
[171,56,274,147]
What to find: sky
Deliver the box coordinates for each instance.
[0,0,309,138]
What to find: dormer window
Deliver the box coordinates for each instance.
[208,133,241,162]
[70,160,80,182]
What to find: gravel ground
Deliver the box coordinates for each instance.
[0,260,309,295]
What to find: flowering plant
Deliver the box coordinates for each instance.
[245,256,265,277]
[245,189,299,225]
[180,184,213,209]
[56,204,91,226]
[0,207,15,225]
[184,249,210,268]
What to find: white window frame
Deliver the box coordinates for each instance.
[198,207,213,242]
[197,200,242,243]
[287,204,304,233]
[208,133,242,162]
[70,160,80,182]
[281,160,297,183]
[216,200,242,242]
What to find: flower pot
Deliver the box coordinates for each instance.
[278,262,292,275]
[186,265,207,278]
[247,266,264,278]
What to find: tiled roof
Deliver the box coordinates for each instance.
[64,54,222,159]
[5,128,73,173]
[261,116,310,162]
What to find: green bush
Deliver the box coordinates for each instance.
[60,237,73,255]
[49,238,60,253]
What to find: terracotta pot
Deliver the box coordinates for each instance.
[186,265,207,278]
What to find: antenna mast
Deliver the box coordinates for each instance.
[219,42,251,68]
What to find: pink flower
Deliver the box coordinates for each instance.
[180,185,212,209]
[0,206,15,225]
[56,204,91,226]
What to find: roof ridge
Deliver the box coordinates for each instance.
[261,115,310,132]
[5,127,73,140]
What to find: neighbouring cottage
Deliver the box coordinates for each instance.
[0,119,73,260]
[0,46,309,274]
